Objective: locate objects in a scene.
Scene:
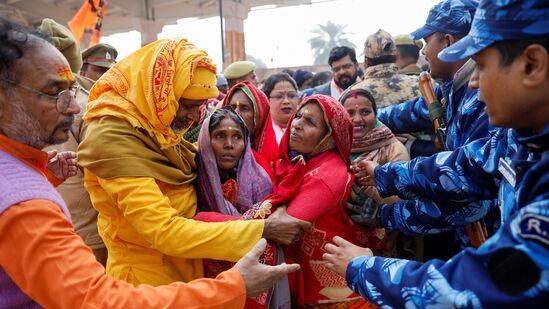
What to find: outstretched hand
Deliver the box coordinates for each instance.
[263,206,311,245]
[323,236,373,277]
[354,160,378,187]
[345,197,382,228]
[234,239,300,297]
[47,150,78,181]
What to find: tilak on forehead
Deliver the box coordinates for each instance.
[349,90,360,113]
[57,67,74,82]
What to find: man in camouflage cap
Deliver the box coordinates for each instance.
[349,29,420,109]
[80,43,117,81]
[327,1,549,307]
[394,34,424,76]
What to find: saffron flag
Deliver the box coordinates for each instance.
[68,0,106,49]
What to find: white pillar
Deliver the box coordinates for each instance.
[222,0,250,67]
[138,19,164,46]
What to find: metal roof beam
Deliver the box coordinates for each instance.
[4,0,75,24]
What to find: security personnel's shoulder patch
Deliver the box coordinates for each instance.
[519,214,549,246]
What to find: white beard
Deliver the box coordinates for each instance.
[2,97,71,149]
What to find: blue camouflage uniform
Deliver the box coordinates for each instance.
[377,0,483,151]
[350,127,549,308]
[377,60,487,152]
[375,79,497,241]
[346,0,549,307]
[374,0,494,246]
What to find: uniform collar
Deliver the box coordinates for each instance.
[515,124,549,153]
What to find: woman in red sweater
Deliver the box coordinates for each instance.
[248,94,379,308]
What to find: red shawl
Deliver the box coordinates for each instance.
[201,95,375,306]
[223,81,278,180]
[246,95,378,306]
[257,94,354,209]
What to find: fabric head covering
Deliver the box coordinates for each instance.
[364,29,397,59]
[280,94,353,166]
[196,109,273,216]
[182,67,218,99]
[439,0,549,62]
[222,81,279,168]
[38,18,82,73]
[410,0,479,40]
[83,38,219,149]
[251,94,353,219]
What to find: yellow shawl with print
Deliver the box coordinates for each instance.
[79,38,217,183]
[84,38,217,148]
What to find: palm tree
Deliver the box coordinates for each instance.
[308,22,356,65]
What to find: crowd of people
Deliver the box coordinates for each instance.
[0,0,548,308]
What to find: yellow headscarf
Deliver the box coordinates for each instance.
[83,38,218,149]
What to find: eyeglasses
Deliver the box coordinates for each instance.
[331,63,355,73]
[270,92,298,101]
[0,77,78,113]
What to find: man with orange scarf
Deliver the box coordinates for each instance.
[78,38,310,286]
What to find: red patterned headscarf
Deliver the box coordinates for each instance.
[254,95,353,209]
[223,81,279,171]
[279,94,353,166]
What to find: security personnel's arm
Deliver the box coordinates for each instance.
[377,88,442,134]
[346,184,549,308]
[96,175,263,261]
[374,131,503,202]
[378,198,495,236]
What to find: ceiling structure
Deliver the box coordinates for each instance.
[0,0,319,35]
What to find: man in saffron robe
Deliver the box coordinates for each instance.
[77,38,309,286]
